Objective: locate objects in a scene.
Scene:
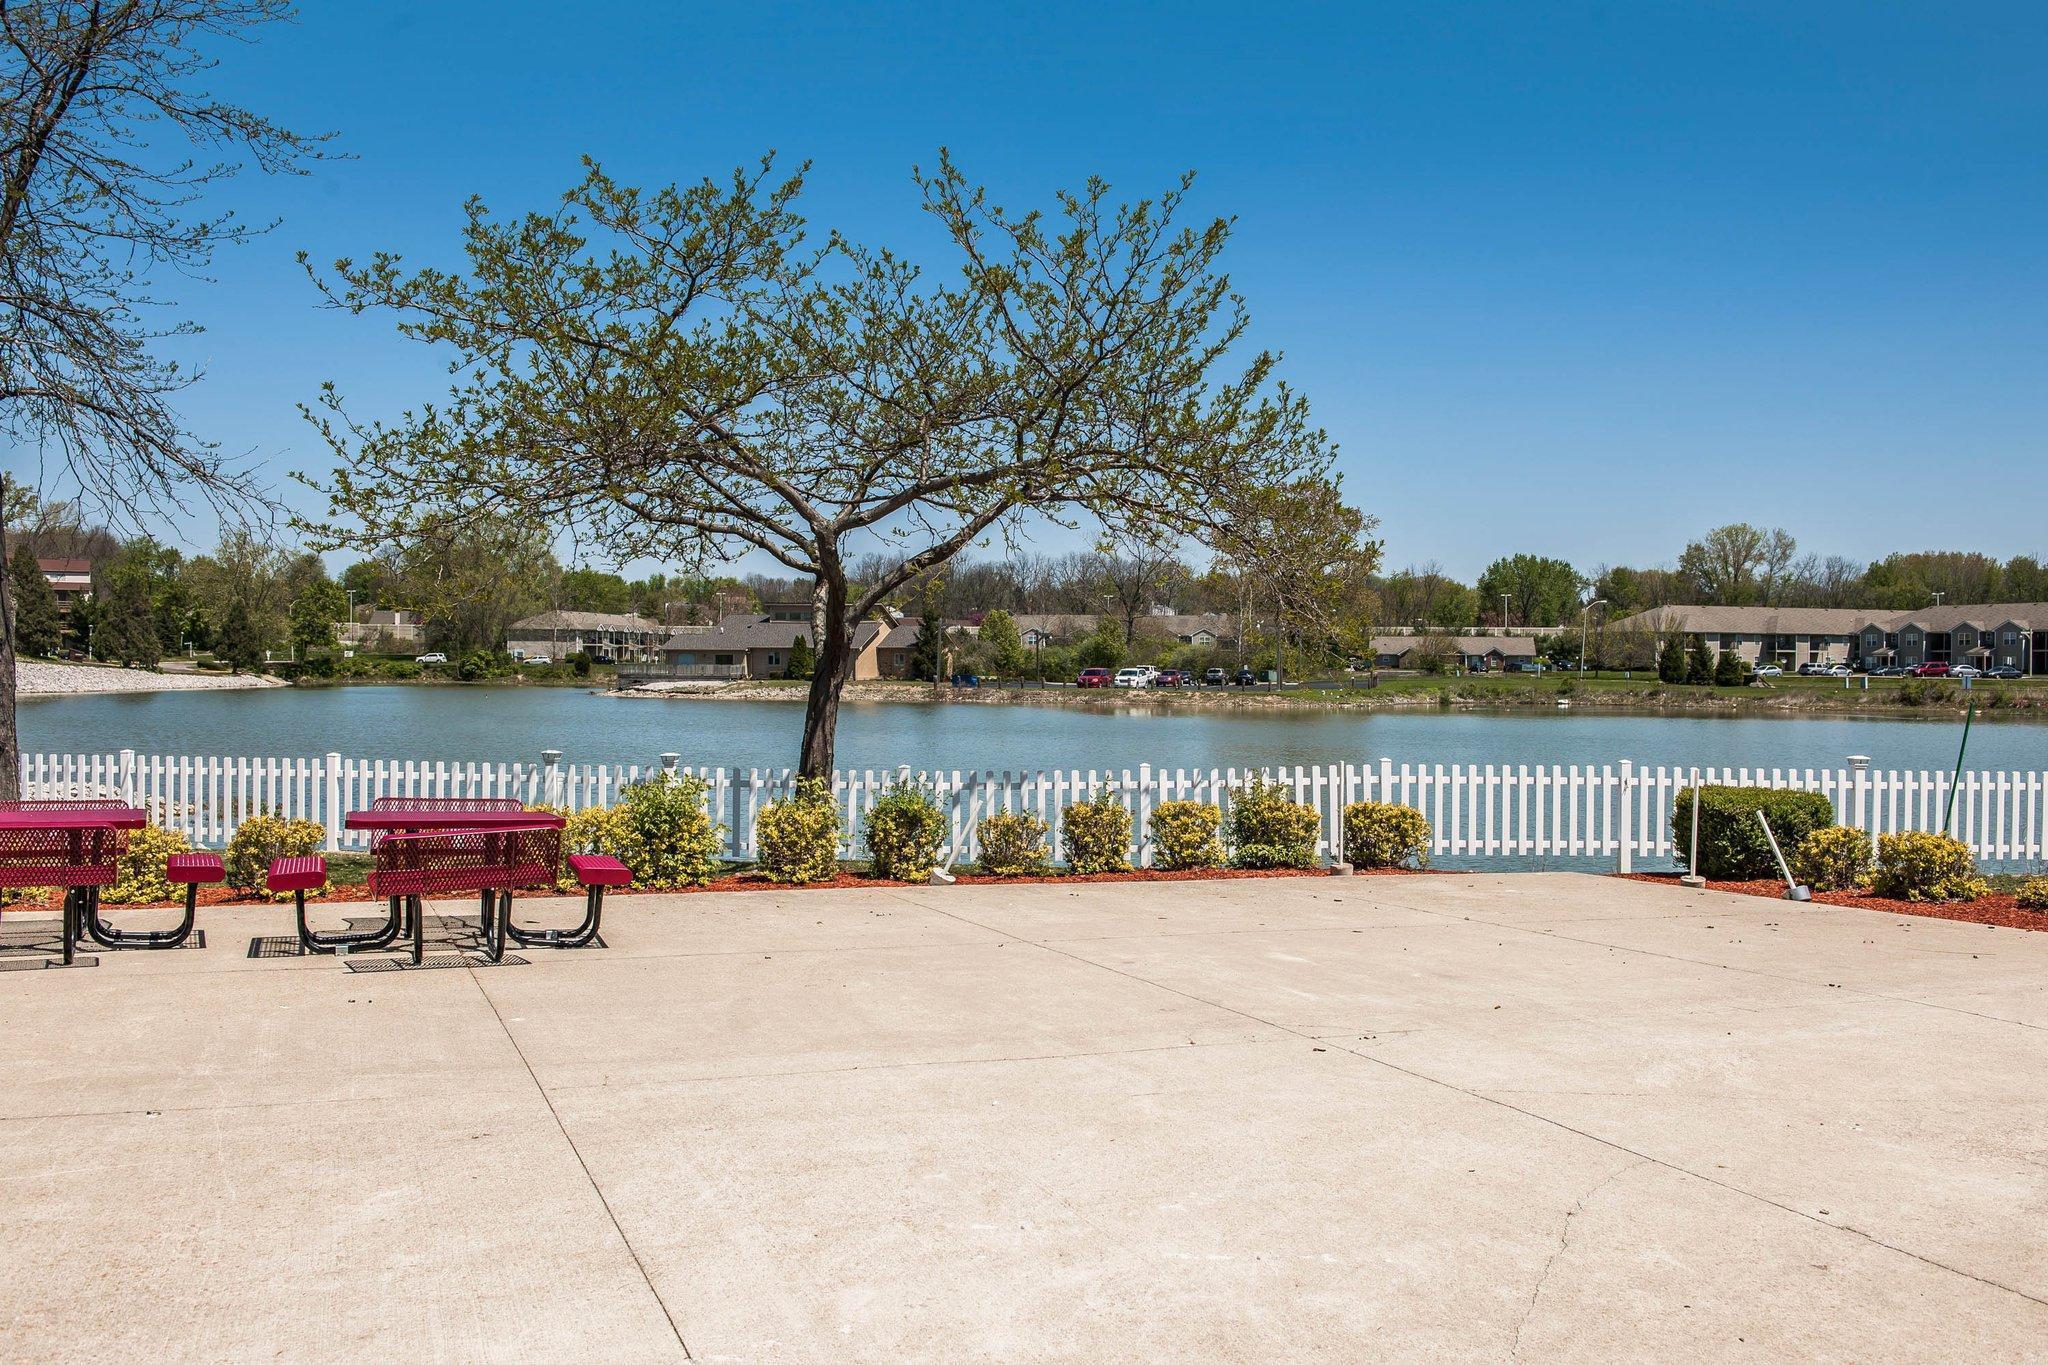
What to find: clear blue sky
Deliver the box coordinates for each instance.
[30,0,2047,580]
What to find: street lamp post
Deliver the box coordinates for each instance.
[1579,598,1606,678]
[1499,593,1512,631]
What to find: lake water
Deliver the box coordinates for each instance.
[17,686,2043,775]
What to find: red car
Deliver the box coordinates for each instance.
[1910,662,1952,677]
[1076,667,1112,688]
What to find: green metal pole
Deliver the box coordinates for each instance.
[1941,700,1976,836]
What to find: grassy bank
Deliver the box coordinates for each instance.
[618,672,2047,720]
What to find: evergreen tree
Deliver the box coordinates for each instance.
[910,603,945,681]
[6,546,62,657]
[1714,648,1747,687]
[978,608,1026,676]
[1686,635,1715,685]
[785,633,815,680]
[217,601,264,673]
[1656,634,1686,684]
[95,560,161,666]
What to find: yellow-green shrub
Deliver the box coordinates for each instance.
[1872,832,1986,903]
[1062,799,1132,874]
[1790,825,1872,893]
[103,823,194,904]
[1342,802,1431,869]
[613,773,723,889]
[224,814,327,899]
[1225,777,1320,869]
[864,787,947,880]
[977,812,1050,876]
[756,779,841,884]
[1151,801,1224,870]
[2016,877,2048,912]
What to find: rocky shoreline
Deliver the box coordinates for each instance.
[15,660,285,697]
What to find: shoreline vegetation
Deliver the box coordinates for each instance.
[610,673,2047,721]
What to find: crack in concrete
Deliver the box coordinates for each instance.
[1509,1159,1647,1360]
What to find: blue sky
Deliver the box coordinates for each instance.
[20,1,2046,580]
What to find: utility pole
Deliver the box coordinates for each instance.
[1580,598,1606,678]
[1500,593,1512,632]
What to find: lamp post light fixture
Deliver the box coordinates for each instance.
[1579,598,1606,678]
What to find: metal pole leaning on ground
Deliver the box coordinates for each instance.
[1680,768,1705,888]
[1755,810,1811,901]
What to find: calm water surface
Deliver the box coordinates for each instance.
[18,686,2041,774]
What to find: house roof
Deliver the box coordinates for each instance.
[509,610,662,633]
[1012,612,1237,641]
[36,557,92,575]
[1369,635,1537,658]
[1609,603,2048,636]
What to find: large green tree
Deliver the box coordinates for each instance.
[977,608,1026,676]
[1210,478,1379,684]
[304,156,1330,775]
[1476,554,1583,628]
[5,545,61,656]
[0,2,330,792]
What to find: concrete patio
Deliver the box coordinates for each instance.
[2,872,2044,1362]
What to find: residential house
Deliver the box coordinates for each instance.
[656,603,888,680]
[336,609,424,651]
[1367,634,1538,672]
[1609,603,2048,674]
[504,611,666,663]
[37,558,92,609]
[1013,612,1238,650]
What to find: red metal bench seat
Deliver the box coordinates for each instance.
[567,854,631,886]
[266,855,328,894]
[166,852,225,885]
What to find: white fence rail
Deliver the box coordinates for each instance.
[19,751,2048,870]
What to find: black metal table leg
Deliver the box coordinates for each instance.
[503,884,605,950]
[61,887,75,967]
[78,882,198,950]
[295,889,402,955]
[411,894,424,966]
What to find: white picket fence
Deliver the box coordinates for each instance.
[20,750,2048,871]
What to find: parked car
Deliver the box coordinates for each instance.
[1910,662,1951,677]
[1203,667,1228,686]
[1752,664,1783,677]
[1823,663,1852,676]
[415,652,449,664]
[1232,668,1257,686]
[521,655,552,666]
[1950,664,1981,679]
[1076,667,1112,688]
[1153,669,1190,687]
[1987,666,2025,680]
[1505,660,1545,674]
[1112,667,1150,688]
[1870,665,1909,677]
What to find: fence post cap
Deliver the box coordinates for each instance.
[540,749,563,766]
[1846,754,1871,771]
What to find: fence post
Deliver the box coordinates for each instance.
[730,767,750,860]
[659,751,680,775]
[1136,763,1153,867]
[1616,759,1634,873]
[117,748,136,806]
[1379,757,1394,807]
[1848,754,1874,869]
[322,752,343,852]
[540,749,563,806]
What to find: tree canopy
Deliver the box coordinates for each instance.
[304,154,1332,773]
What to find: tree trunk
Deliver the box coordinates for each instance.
[798,573,855,779]
[0,483,17,802]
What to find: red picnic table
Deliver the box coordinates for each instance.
[0,801,148,967]
[328,799,568,964]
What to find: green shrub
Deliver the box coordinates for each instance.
[1672,787,1835,880]
[1342,801,1431,869]
[1789,825,1873,893]
[755,778,841,884]
[1151,801,1224,870]
[1872,832,1986,903]
[2015,877,2048,912]
[224,813,327,899]
[612,772,723,888]
[1062,799,1132,874]
[864,786,947,880]
[1225,776,1320,869]
[977,812,1050,876]
[566,651,592,677]
[103,823,194,904]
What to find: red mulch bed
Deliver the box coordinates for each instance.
[6,864,1418,914]
[1622,872,2048,932]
